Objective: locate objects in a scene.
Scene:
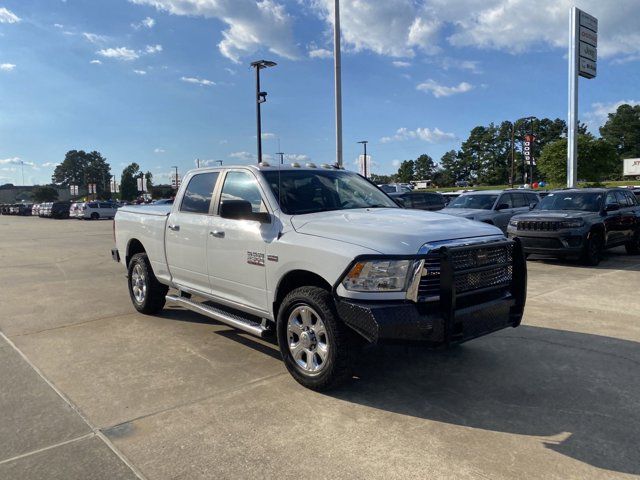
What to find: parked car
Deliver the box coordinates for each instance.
[31,204,41,216]
[70,202,84,218]
[112,164,526,391]
[17,203,33,216]
[507,188,640,265]
[378,183,412,194]
[51,201,71,219]
[440,189,540,233]
[389,191,445,211]
[39,202,53,218]
[81,201,117,220]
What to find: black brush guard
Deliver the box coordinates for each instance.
[335,238,527,345]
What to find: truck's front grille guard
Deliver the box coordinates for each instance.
[406,238,525,306]
[406,237,527,344]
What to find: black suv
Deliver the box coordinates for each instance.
[51,201,71,219]
[507,188,640,265]
[388,191,445,211]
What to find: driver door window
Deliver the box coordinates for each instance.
[219,171,266,214]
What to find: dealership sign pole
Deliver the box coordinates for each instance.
[567,7,597,188]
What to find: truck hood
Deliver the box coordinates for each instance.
[290,208,503,254]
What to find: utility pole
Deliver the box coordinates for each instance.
[250,60,277,165]
[333,0,343,168]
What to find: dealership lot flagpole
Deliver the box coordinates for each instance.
[334,0,343,168]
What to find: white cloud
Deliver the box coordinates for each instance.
[132,17,155,29]
[196,159,221,167]
[54,23,64,29]
[392,61,411,68]
[307,0,440,58]
[42,162,59,168]
[133,69,147,75]
[585,99,640,129]
[97,47,140,61]
[309,47,332,59]
[261,132,276,140]
[391,159,402,168]
[416,79,473,98]
[129,0,299,63]
[0,157,36,167]
[90,59,102,65]
[438,58,482,74]
[229,151,255,161]
[82,32,107,44]
[0,7,20,24]
[181,76,215,86]
[1,63,16,72]
[283,154,311,163]
[224,68,236,75]
[154,148,165,153]
[381,127,456,144]
[145,44,162,54]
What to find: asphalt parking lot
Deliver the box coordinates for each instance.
[1,216,639,480]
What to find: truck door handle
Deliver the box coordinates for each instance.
[168,224,180,231]
[210,230,225,238]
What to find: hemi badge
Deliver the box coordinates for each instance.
[267,255,279,262]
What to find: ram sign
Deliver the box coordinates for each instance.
[623,158,640,176]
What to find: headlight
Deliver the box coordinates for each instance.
[342,259,412,292]
[509,219,519,227]
[560,219,584,229]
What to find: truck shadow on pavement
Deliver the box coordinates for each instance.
[333,326,640,477]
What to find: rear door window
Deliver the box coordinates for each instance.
[615,191,630,207]
[180,172,220,214]
[512,193,529,208]
[605,191,619,207]
[410,194,428,209]
[624,191,638,206]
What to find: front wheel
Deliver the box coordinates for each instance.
[582,232,603,266]
[91,212,99,220]
[277,286,359,391]
[127,253,168,314]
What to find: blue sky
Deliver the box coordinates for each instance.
[1,0,639,185]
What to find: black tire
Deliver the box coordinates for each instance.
[582,232,603,266]
[277,286,359,391]
[127,252,168,314]
[626,230,640,255]
[91,212,99,220]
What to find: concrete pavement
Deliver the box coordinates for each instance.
[1,215,639,479]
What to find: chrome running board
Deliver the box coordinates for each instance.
[165,294,269,338]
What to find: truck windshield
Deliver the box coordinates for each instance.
[263,169,398,215]
[447,194,498,210]
[536,192,603,211]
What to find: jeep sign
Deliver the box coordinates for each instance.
[623,158,640,176]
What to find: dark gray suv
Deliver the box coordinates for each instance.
[507,188,640,265]
[440,189,540,233]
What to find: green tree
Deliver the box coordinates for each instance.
[120,163,141,201]
[31,185,59,202]
[414,154,436,180]
[52,150,111,198]
[396,160,415,183]
[600,104,640,159]
[538,135,619,183]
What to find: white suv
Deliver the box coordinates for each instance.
[82,201,117,220]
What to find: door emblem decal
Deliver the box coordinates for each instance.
[247,251,265,266]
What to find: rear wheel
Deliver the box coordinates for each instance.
[91,212,99,220]
[582,232,603,266]
[626,230,640,255]
[277,286,359,391]
[127,253,168,314]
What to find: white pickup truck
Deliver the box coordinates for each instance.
[112,164,526,390]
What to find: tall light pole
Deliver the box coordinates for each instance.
[275,152,285,164]
[334,0,343,168]
[216,160,223,166]
[19,160,24,185]
[357,140,368,178]
[250,60,277,165]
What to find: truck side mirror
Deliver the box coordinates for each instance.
[496,203,510,210]
[220,200,271,223]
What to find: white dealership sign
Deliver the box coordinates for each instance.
[578,11,598,79]
[623,158,640,176]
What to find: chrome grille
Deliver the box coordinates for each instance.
[417,243,513,301]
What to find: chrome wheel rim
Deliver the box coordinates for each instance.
[287,305,329,374]
[131,263,147,304]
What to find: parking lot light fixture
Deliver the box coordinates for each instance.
[250,60,277,165]
[357,140,368,178]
